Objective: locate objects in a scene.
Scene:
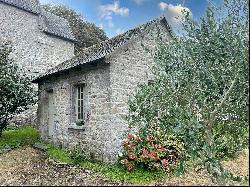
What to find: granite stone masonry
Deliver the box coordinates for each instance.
[33,16,172,163]
[0,0,75,125]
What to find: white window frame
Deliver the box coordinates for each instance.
[76,85,85,121]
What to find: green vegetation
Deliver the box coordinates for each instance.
[0,127,248,185]
[0,42,37,136]
[125,0,248,184]
[120,132,184,172]
[0,126,39,149]
[0,127,166,183]
[47,144,166,184]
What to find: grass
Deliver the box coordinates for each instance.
[47,144,74,164]
[1,127,248,185]
[46,144,167,184]
[0,126,39,149]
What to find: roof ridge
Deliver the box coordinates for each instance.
[39,9,76,41]
[75,15,169,56]
[0,0,40,14]
[41,9,69,24]
[0,0,75,41]
[33,15,172,83]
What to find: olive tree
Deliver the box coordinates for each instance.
[0,42,36,136]
[127,0,248,182]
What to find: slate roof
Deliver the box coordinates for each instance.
[0,0,40,14]
[0,0,75,41]
[39,10,75,42]
[33,15,172,83]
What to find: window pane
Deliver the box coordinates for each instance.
[76,85,85,120]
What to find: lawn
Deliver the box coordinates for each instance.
[0,126,39,149]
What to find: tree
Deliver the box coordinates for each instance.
[127,0,248,183]
[0,42,36,136]
[42,4,108,54]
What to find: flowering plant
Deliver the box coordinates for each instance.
[119,130,184,172]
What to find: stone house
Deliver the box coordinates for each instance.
[0,0,75,124]
[33,16,172,163]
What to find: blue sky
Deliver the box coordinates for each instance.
[40,0,222,38]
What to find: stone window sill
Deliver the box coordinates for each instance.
[68,123,85,130]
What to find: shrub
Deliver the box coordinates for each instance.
[213,122,249,159]
[120,131,184,172]
[0,42,36,136]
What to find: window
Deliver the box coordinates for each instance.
[76,85,85,121]
[148,80,154,86]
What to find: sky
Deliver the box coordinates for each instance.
[39,0,222,38]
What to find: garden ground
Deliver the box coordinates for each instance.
[0,127,249,186]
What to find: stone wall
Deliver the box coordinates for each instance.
[38,62,111,161]
[37,22,170,163]
[0,2,74,126]
[103,22,171,163]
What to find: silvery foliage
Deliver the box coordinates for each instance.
[0,42,36,136]
[127,0,248,182]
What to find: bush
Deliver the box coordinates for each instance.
[120,130,184,172]
[213,122,249,159]
[0,42,36,136]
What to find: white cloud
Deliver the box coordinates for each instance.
[159,2,168,11]
[99,1,129,19]
[115,28,125,35]
[98,1,129,33]
[158,2,192,32]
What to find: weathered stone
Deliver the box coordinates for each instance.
[35,18,171,164]
[0,0,74,126]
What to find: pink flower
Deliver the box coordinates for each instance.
[127,163,134,172]
[154,144,162,149]
[149,152,159,160]
[161,159,168,167]
[127,134,134,139]
[135,137,141,143]
[128,152,137,160]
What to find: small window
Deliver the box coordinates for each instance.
[148,80,154,86]
[76,85,85,121]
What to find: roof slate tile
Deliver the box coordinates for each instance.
[33,16,172,83]
[0,0,75,41]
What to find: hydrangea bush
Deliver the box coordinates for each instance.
[120,130,184,172]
